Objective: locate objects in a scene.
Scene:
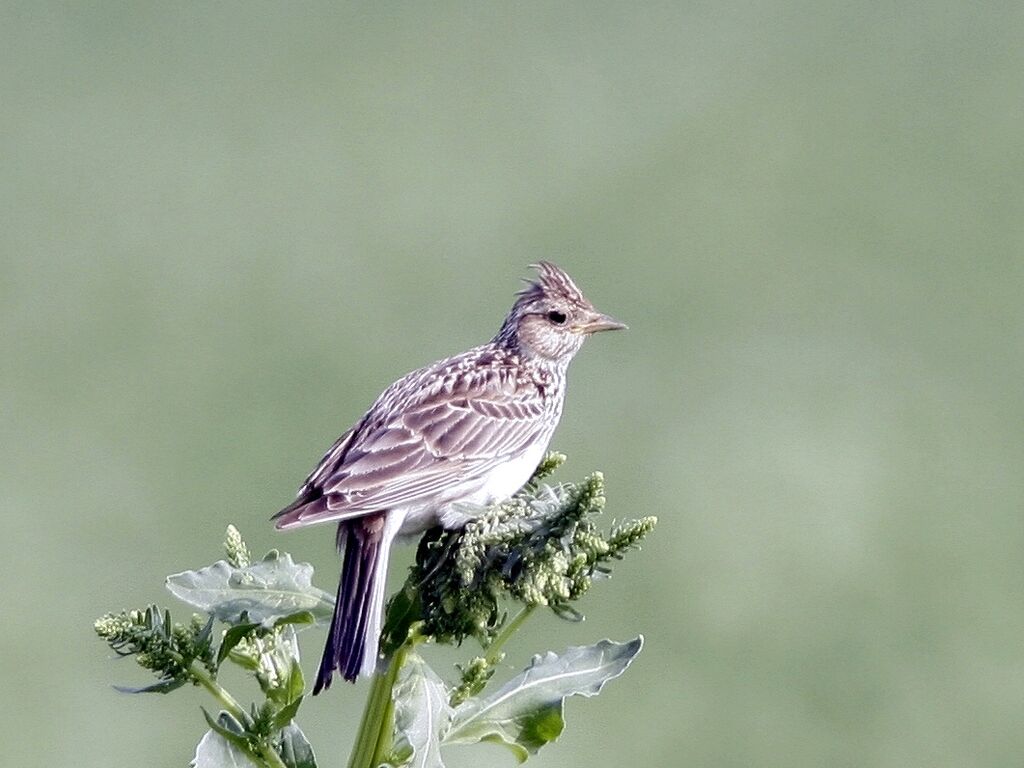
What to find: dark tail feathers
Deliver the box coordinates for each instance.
[314,514,388,693]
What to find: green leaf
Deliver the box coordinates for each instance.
[380,583,421,657]
[391,653,453,768]
[217,611,315,671]
[271,695,304,731]
[275,610,317,628]
[217,621,261,667]
[191,730,260,768]
[112,678,187,695]
[276,723,317,768]
[549,603,585,622]
[445,637,643,759]
[283,658,305,705]
[166,551,333,625]
[201,709,253,753]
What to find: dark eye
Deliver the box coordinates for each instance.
[546,310,567,325]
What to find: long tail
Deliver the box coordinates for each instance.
[314,512,399,693]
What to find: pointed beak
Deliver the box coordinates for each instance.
[576,312,629,335]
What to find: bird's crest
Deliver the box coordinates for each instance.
[518,261,587,306]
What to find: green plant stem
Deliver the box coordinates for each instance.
[256,743,290,768]
[369,641,413,766]
[185,658,247,721]
[347,633,421,768]
[484,604,536,666]
[183,657,288,768]
[347,661,398,768]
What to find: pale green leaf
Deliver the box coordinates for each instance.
[277,723,318,768]
[445,637,642,759]
[191,730,259,768]
[390,653,453,768]
[166,550,333,625]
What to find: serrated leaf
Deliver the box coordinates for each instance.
[192,730,259,768]
[277,723,317,768]
[391,653,453,768]
[445,637,643,759]
[166,552,333,625]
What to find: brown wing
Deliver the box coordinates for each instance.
[274,358,551,529]
[272,425,361,526]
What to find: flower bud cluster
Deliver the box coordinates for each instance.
[450,655,495,706]
[224,524,251,569]
[388,454,657,648]
[93,605,215,685]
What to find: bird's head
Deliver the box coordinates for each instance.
[494,262,627,363]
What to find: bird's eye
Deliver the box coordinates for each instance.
[546,310,567,325]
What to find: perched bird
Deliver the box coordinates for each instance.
[273,262,626,692]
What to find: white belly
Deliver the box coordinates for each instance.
[463,442,549,507]
[398,441,550,534]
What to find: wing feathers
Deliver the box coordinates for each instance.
[276,349,558,528]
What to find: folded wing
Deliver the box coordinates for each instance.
[274,365,549,529]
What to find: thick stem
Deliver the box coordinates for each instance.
[347,663,397,768]
[347,633,421,768]
[187,659,247,721]
[369,642,413,766]
[257,743,291,768]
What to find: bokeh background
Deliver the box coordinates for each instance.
[3,3,1022,767]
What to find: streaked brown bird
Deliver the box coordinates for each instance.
[273,262,626,692]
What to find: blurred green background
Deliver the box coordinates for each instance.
[2,2,1022,767]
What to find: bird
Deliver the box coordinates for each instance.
[273,262,626,693]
